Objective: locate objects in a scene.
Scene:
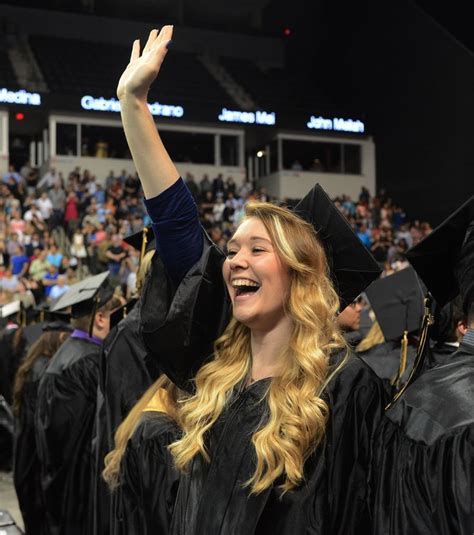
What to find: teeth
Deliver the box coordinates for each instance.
[231,279,260,288]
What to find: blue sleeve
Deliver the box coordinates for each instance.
[144,178,203,285]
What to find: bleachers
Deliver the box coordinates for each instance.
[220,56,335,113]
[29,35,235,107]
[0,46,17,88]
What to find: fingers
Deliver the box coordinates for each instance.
[130,39,140,62]
[143,28,159,55]
[152,25,174,51]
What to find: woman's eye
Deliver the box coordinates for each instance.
[226,250,237,258]
[252,248,264,254]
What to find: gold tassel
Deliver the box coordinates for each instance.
[392,330,408,389]
[140,227,149,267]
[386,295,434,410]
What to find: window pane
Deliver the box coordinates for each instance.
[282,140,341,172]
[81,125,129,159]
[221,135,239,166]
[56,123,77,156]
[270,139,278,173]
[344,144,361,174]
[160,131,214,164]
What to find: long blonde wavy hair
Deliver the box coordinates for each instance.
[169,202,347,494]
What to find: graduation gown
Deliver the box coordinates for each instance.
[35,335,101,535]
[14,355,49,535]
[424,341,458,370]
[139,239,388,534]
[370,338,474,534]
[358,340,416,395]
[116,411,181,534]
[92,301,161,535]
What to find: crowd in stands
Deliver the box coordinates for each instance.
[0,163,433,313]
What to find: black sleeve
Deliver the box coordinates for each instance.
[140,231,230,392]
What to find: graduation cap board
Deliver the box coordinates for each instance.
[0,300,21,319]
[50,272,112,318]
[294,184,382,309]
[406,195,474,309]
[365,267,425,342]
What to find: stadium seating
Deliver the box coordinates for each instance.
[29,35,235,107]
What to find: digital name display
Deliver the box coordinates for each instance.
[307,115,365,134]
[80,95,184,118]
[218,107,276,126]
[0,88,41,106]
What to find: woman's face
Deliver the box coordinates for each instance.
[223,217,291,331]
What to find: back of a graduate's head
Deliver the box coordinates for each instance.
[71,295,122,338]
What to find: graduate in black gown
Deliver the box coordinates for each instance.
[104,26,386,535]
[12,320,71,535]
[371,196,474,534]
[425,297,466,370]
[35,272,121,535]
[0,301,26,406]
[0,300,22,471]
[358,267,424,394]
[92,229,161,535]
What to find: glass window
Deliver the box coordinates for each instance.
[159,130,214,164]
[221,135,239,166]
[343,144,361,174]
[81,125,129,159]
[282,140,342,172]
[56,123,77,156]
[270,139,278,173]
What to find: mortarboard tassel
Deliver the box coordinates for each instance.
[392,330,408,389]
[386,294,434,410]
[140,227,149,267]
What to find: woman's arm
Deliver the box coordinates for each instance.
[118,26,179,199]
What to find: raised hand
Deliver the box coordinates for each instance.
[117,26,174,102]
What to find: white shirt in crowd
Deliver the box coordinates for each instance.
[36,197,54,220]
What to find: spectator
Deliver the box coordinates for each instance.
[29,249,50,282]
[212,173,225,197]
[49,275,70,302]
[42,265,59,298]
[64,192,79,235]
[37,167,60,190]
[3,165,22,184]
[46,244,63,269]
[106,234,127,276]
[10,246,29,277]
[50,182,67,227]
[36,192,54,224]
[200,174,212,197]
[356,223,372,248]
[185,173,200,202]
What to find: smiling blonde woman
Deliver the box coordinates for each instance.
[103,26,386,535]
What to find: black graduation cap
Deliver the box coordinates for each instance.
[365,267,424,341]
[34,302,71,323]
[110,297,138,329]
[294,184,382,309]
[124,227,155,264]
[50,272,113,318]
[406,195,474,309]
